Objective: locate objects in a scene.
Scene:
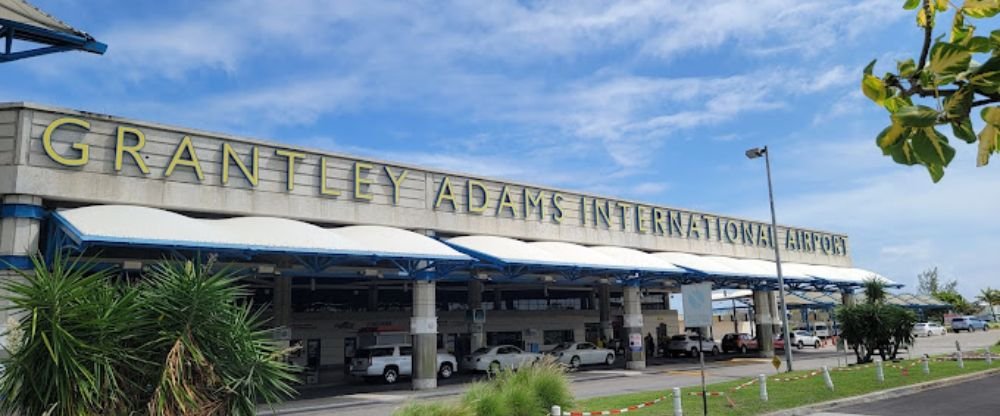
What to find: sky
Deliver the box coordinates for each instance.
[2,0,998,299]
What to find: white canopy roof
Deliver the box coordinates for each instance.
[589,246,687,274]
[446,235,569,267]
[54,205,470,261]
[650,252,741,276]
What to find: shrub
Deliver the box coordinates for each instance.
[0,254,298,416]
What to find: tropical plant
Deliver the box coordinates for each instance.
[836,279,918,363]
[861,0,1000,182]
[141,259,299,415]
[975,287,1000,321]
[394,357,573,416]
[0,254,298,416]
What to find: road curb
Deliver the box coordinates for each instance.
[763,367,1000,416]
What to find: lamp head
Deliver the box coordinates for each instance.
[745,147,767,159]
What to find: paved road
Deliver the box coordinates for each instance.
[260,330,998,416]
[814,373,1000,416]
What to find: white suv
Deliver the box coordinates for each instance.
[350,344,457,384]
[666,334,720,357]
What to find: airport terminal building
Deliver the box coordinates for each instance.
[0,102,884,390]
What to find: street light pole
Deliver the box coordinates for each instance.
[746,146,794,372]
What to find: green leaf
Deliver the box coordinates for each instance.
[951,13,973,44]
[897,59,917,77]
[936,0,950,10]
[904,0,921,9]
[966,36,991,52]
[884,96,912,113]
[991,29,1000,53]
[893,105,940,127]
[951,117,977,143]
[911,127,956,166]
[926,163,945,182]
[888,141,920,165]
[943,86,973,119]
[978,107,1000,165]
[877,123,908,151]
[962,0,1000,17]
[977,123,998,165]
[864,59,877,76]
[929,42,972,77]
[862,74,888,104]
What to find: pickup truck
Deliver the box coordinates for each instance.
[350,344,457,384]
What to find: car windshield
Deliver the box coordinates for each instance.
[723,334,736,341]
[473,347,492,355]
[671,335,687,341]
[356,347,394,358]
[551,342,573,351]
[952,318,966,323]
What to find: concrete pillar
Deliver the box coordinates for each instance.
[467,280,485,350]
[753,290,775,358]
[598,282,613,341]
[769,291,782,335]
[493,288,502,311]
[0,195,42,263]
[411,280,438,390]
[0,195,43,357]
[623,284,645,370]
[272,276,292,328]
[367,281,379,312]
[842,290,856,306]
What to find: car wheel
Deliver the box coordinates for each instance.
[740,345,748,354]
[439,363,454,379]
[383,367,399,384]
[689,347,698,357]
[488,361,501,375]
[926,331,932,337]
[605,354,615,366]
[711,346,720,356]
[570,356,581,369]
[796,341,804,350]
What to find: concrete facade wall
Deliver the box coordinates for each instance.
[0,103,852,266]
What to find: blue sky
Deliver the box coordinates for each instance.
[3,0,999,298]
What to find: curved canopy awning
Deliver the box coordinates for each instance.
[1,0,107,62]
[51,205,471,262]
[589,246,687,274]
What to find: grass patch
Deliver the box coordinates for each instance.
[576,358,997,416]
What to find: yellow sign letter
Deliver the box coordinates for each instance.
[42,117,90,166]
[164,136,205,181]
[115,126,150,174]
[221,143,259,186]
[275,149,306,191]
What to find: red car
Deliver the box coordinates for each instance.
[721,333,758,354]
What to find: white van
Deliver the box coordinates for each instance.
[812,323,830,338]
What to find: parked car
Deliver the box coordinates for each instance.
[463,345,542,373]
[912,322,947,337]
[775,330,822,350]
[547,342,615,368]
[350,344,457,384]
[721,333,757,354]
[951,316,989,332]
[812,323,831,338]
[666,334,719,357]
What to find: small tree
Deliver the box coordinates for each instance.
[836,279,918,363]
[975,287,1000,320]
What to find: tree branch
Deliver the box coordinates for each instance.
[916,0,934,72]
[972,97,1000,107]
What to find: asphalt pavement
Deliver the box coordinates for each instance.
[814,373,1000,416]
[259,330,999,416]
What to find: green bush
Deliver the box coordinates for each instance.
[396,357,573,416]
[0,254,298,416]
